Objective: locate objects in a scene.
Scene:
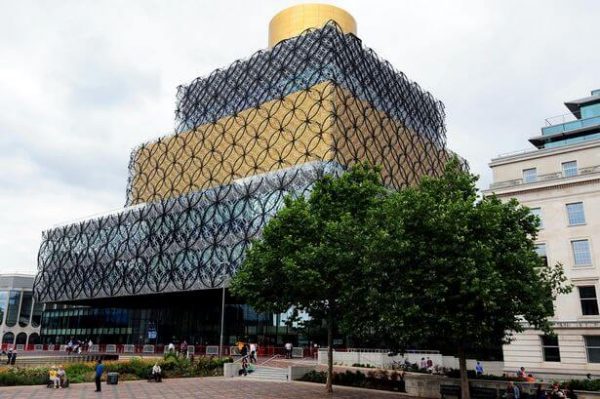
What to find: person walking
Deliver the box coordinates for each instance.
[95,359,105,392]
[249,343,257,364]
[284,342,293,359]
[475,361,484,376]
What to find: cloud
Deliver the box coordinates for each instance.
[1,0,599,274]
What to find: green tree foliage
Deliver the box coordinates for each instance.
[232,158,570,398]
[361,158,571,399]
[230,163,387,393]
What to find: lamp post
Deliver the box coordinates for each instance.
[219,282,227,357]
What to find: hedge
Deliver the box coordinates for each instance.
[0,354,232,386]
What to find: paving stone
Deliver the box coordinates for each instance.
[0,376,418,399]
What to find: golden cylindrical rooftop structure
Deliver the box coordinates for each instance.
[268,3,357,47]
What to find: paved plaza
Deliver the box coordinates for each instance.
[0,377,416,399]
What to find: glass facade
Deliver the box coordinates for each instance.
[40,289,303,346]
[5,290,21,327]
[31,301,43,327]
[0,290,8,325]
[18,291,33,327]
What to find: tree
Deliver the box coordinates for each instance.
[361,158,571,399]
[230,163,387,393]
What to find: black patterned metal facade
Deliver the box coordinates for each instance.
[34,22,450,304]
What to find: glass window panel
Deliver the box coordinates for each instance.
[530,208,543,228]
[579,286,600,316]
[18,291,33,328]
[5,290,21,327]
[585,336,600,363]
[567,202,586,225]
[523,168,537,183]
[535,243,548,267]
[31,302,44,328]
[562,161,578,177]
[0,291,8,326]
[572,240,592,266]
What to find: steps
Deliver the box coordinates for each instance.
[244,366,288,382]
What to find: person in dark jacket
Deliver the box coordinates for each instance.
[95,359,105,392]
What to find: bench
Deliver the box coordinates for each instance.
[206,346,219,356]
[471,387,498,399]
[441,384,461,399]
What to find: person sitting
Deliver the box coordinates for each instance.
[49,366,61,389]
[525,373,536,383]
[58,365,68,388]
[550,383,565,399]
[151,363,162,382]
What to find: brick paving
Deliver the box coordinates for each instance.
[0,377,418,399]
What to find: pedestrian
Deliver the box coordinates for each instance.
[426,357,433,373]
[6,348,12,365]
[95,359,104,392]
[284,342,293,359]
[168,342,175,353]
[475,361,484,376]
[241,343,249,362]
[49,366,61,389]
[419,357,427,370]
[10,349,16,365]
[180,340,188,356]
[249,342,257,363]
[517,366,526,379]
[525,373,536,383]
[535,384,546,399]
[152,363,162,382]
[507,381,521,399]
[88,339,93,352]
[241,356,249,376]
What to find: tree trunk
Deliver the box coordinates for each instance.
[458,345,470,399]
[326,318,334,394]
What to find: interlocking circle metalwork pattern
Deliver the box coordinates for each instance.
[34,22,450,303]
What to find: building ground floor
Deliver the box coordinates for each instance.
[39,288,332,348]
[503,322,600,378]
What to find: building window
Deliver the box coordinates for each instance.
[531,208,543,229]
[579,286,600,316]
[562,161,578,177]
[572,240,593,266]
[566,202,586,225]
[541,335,561,362]
[535,243,548,267]
[585,336,600,363]
[523,168,537,183]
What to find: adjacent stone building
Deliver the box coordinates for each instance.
[485,89,600,377]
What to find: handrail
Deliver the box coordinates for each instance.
[260,354,284,367]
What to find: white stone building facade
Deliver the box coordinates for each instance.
[485,89,600,378]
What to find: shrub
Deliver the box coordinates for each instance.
[301,369,405,392]
[0,355,232,386]
[566,379,600,391]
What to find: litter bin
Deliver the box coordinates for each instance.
[107,372,119,385]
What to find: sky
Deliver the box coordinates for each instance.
[1,0,599,274]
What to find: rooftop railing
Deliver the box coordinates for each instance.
[490,164,600,190]
[542,114,600,136]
